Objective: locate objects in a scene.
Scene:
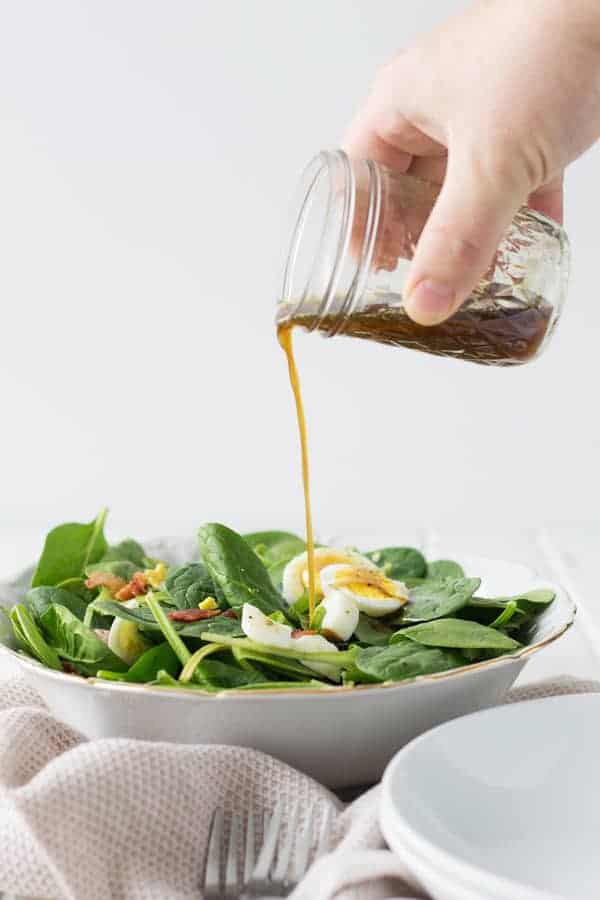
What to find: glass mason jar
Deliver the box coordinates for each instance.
[276,150,570,366]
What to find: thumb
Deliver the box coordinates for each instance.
[404,146,529,326]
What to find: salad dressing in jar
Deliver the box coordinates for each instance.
[277,150,570,611]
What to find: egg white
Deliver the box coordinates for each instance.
[241,603,292,648]
[320,563,408,618]
[282,548,376,605]
[292,632,340,680]
[240,603,340,680]
[320,590,359,641]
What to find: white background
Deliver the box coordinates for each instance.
[0,0,598,565]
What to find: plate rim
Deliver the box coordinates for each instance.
[380,693,599,900]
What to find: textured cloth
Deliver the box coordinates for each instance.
[0,676,597,900]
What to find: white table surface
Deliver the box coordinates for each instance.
[0,524,599,684]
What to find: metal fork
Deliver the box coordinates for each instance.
[203,801,333,899]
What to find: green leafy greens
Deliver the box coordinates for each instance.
[3,513,557,693]
[199,523,287,615]
[32,509,109,587]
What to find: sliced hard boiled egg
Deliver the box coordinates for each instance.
[241,603,292,649]
[292,632,340,680]
[241,604,339,680]
[107,600,151,666]
[282,547,377,605]
[320,563,408,618]
[320,590,359,642]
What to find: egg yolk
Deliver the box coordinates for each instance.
[300,551,362,597]
[334,567,403,601]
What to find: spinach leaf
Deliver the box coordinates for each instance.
[181,616,244,638]
[354,613,395,647]
[198,523,286,615]
[427,559,465,580]
[9,605,62,670]
[397,577,481,624]
[365,547,427,580]
[462,591,551,630]
[154,670,219,691]
[124,642,180,683]
[32,509,109,587]
[99,539,147,568]
[199,631,355,670]
[39,604,128,675]
[26,586,89,622]
[287,591,309,628]
[93,599,243,638]
[165,563,216,609]
[85,538,150,583]
[243,531,306,587]
[394,618,521,651]
[56,577,95,601]
[27,584,114,632]
[230,645,316,681]
[0,608,18,652]
[193,657,266,689]
[354,641,465,683]
[488,589,556,616]
[93,600,159,629]
[460,597,525,628]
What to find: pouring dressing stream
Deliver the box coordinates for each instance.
[278,324,317,620]
[277,150,570,615]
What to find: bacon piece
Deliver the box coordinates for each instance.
[85,571,127,595]
[167,608,222,622]
[292,629,318,639]
[116,572,149,601]
[222,609,238,619]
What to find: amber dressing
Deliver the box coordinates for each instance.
[278,325,317,619]
[278,298,554,367]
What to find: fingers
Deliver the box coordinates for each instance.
[527,175,564,225]
[404,145,530,325]
[342,114,413,173]
[407,154,447,185]
[342,61,445,172]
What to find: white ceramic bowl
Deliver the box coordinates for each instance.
[380,694,600,900]
[0,540,575,788]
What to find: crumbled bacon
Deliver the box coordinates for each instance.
[292,629,318,638]
[167,608,222,622]
[222,609,238,619]
[115,572,149,601]
[85,571,127,596]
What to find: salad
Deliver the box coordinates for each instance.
[2,511,556,692]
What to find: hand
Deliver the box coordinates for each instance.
[343,0,600,325]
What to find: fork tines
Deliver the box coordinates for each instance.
[203,800,333,899]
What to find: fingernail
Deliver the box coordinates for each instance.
[405,279,454,325]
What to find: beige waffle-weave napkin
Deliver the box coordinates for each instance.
[0,675,597,900]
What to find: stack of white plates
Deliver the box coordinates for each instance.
[380,695,600,900]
